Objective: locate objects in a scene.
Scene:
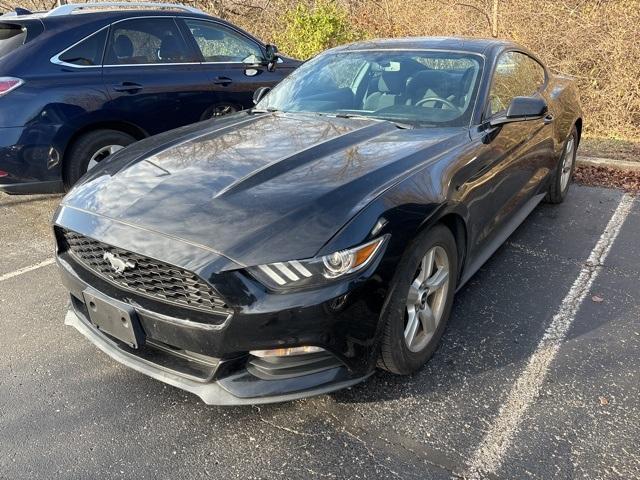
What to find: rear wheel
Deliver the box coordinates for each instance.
[63,130,135,190]
[378,225,458,375]
[545,126,578,204]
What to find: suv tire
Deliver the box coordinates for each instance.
[63,130,135,190]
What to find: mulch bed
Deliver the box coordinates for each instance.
[574,165,640,193]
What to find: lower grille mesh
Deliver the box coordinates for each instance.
[60,229,228,313]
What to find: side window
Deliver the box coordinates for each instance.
[59,28,108,66]
[104,18,195,65]
[184,19,262,63]
[489,51,545,115]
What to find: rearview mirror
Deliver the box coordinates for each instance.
[253,86,271,105]
[264,44,279,72]
[489,95,548,127]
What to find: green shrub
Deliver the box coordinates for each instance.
[274,1,361,60]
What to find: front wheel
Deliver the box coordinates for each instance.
[200,103,239,121]
[545,126,578,204]
[378,225,458,375]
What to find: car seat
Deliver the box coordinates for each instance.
[363,71,406,111]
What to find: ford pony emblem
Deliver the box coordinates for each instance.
[103,252,135,274]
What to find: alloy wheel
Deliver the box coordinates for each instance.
[560,135,575,191]
[87,145,124,171]
[404,245,450,352]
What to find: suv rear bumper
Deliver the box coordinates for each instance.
[0,179,63,194]
[0,125,65,194]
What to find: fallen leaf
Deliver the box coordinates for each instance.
[599,396,609,406]
[592,295,604,303]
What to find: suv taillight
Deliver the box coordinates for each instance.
[0,77,23,96]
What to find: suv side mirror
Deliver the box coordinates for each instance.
[264,44,279,72]
[489,95,548,127]
[253,86,271,105]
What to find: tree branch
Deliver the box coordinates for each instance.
[454,2,492,31]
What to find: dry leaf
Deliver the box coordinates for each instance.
[592,295,604,303]
[599,396,610,406]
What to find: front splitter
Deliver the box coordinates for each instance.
[65,309,371,405]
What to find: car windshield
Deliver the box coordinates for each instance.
[258,50,483,127]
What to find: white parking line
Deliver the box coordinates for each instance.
[465,193,636,479]
[0,258,56,282]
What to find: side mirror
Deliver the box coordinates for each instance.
[253,86,271,105]
[264,44,279,72]
[489,95,548,127]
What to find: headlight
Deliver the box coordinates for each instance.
[248,236,388,290]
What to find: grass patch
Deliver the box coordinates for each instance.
[580,138,640,162]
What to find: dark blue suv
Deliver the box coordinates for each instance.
[0,3,299,194]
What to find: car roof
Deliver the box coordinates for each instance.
[332,37,521,56]
[1,8,212,25]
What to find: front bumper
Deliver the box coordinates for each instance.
[65,309,371,405]
[55,226,387,405]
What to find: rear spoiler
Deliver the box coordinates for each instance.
[1,8,35,17]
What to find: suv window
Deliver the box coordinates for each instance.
[0,23,27,59]
[184,19,262,63]
[59,29,108,66]
[489,51,545,115]
[105,18,195,65]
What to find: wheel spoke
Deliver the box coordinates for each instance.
[406,279,422,306]
[419,306,437,335]
[404,308,420,346]
[426,266,449,293]
[417,248,435,283]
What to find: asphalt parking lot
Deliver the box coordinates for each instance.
[1,185,638,480]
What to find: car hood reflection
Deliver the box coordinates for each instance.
[63,112,465,266]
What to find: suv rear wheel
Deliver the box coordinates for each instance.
[63,129,135,190]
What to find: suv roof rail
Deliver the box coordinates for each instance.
[47,2,204,17]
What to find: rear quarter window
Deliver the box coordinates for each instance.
[59,29,108,66]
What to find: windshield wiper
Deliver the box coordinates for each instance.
[332,113,413,130]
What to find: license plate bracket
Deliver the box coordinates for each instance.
[82,289,145,349]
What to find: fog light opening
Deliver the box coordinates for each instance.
[250,346,325,358]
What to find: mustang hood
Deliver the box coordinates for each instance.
[62,112,464,266]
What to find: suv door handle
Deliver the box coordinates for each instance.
[212,76,232,86]
[543,114,554,124]
[113,82,143,93]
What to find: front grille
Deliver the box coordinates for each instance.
[59,229,228,314]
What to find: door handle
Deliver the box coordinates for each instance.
[543,114,554,124]
[212,76,232,86]
[113,82,143,93]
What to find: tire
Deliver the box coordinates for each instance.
[545,126,578,204]
[63,129,135,190]
[200,103,239,121]
[378,224,458,375]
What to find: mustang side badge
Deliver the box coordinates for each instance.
[103,252,135,274]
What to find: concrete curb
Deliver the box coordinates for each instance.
[577,156,640,172]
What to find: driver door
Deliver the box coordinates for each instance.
[177,18,280,118]
[462,51,555,269]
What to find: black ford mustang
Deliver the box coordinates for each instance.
[54,37,582,405]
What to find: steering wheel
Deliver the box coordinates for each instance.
[415,97,460,111]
